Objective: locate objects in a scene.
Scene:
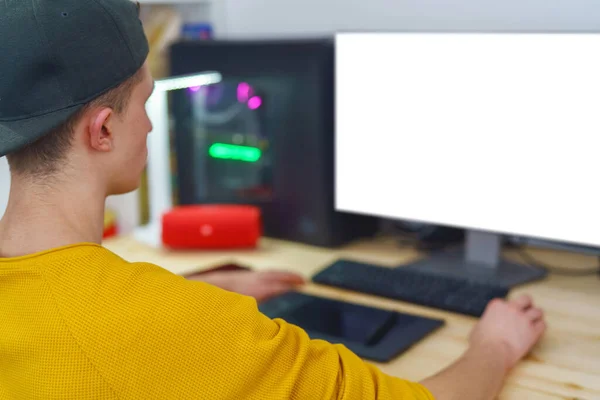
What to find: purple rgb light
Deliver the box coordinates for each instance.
[237,82,251,102]
[248,96,262,110]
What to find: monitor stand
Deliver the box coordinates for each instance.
[401,230,547,288]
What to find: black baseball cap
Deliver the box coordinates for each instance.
[0,0,149,157]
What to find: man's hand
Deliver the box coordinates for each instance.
[421,294,546,400]
[469,294,546,371]
[190,270,306,302]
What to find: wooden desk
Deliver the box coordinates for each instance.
[104,235,600,400]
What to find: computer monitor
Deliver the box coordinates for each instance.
[335,32,600,288]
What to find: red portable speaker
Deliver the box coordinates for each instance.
[162,205,261,249]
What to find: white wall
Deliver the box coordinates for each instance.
[223,0,600,38]
[0,158,9,219]
[105,192,141,235]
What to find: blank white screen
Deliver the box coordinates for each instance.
[335,32,600,247]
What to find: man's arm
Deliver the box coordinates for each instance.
[420,341,508,400]
[420,295,546,400]
[195,270,546,400]
[100,262,435,399]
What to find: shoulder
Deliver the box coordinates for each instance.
[41,243,254,327]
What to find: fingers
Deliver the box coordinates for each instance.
[509,295,545,326]
[529,319,547,349]
[516,295,546,343]
[533,319,547,338]
[256,282,298,302]
[511,294,533,310]
[260,270,306,285]
[524,307,544,322]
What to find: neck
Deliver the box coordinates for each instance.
[0,173,106,257]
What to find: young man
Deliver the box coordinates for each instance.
[0,1,546,399]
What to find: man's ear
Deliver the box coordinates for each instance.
[88,108,114,152]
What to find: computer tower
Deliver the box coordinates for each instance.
[168,39,378,247]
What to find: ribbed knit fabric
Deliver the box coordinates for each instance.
[0,243,435,399]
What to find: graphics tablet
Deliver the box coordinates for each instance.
[259,292,444,362]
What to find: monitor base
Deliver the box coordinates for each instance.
[402,248,547,288]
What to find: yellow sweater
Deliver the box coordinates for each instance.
[0,244,435,399]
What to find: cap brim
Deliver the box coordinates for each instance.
[0,103,84,157]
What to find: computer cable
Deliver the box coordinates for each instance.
[514,246,600,277]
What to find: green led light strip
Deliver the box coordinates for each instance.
[208,143,262,162]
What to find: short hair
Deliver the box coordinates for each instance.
[7,67,145,178]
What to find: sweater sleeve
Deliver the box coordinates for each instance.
[57,257,435,400]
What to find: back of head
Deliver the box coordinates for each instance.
[0,0,149,182]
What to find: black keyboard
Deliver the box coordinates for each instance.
[312,259,510,317]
